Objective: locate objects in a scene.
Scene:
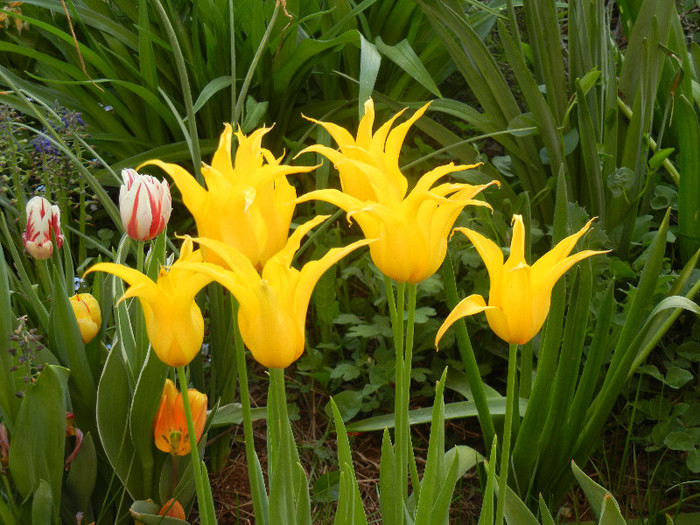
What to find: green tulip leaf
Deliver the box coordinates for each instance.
[599,493,626,525]
[346,397,527,433]
[64,432,98,516]
[8,365,68,517]
[31,479,54,525]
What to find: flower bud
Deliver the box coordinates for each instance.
[69,293,102,343]
[119,168,172,241]
[159,498,186,520]
[22,196,64,260]
[153,379,207,456]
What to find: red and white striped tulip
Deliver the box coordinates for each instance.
[119,168,172,241]
[22,196,64,260]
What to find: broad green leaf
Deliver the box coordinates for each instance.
[375,36,442,97]
[499,477,540,525]
[96,344,143,499]
[675,96,700,263]
[209,403,267,427]
[49,267,97,409]
[359,34,381,115]
[31,480,54,525]
[64,432,98,516]
[129,349,168,498]
[648,296,700,317]
[599,493,627,525]
[9,366,68,516]
[0,243,20,428]
[191,76,233,115]
[572,460,622,521]
[347,397,527,433]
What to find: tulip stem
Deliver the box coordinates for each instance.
[233,304,269,525]
[176,365,215,525]
[495,343,518,525]
[385,278,419,522]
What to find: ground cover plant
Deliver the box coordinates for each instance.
[0,0,699,524]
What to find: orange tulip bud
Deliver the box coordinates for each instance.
[153,379,207,456]
[159,498,186,520]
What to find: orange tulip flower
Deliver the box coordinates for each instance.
[153,379,207,456]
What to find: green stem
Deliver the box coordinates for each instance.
[440,253,496,449]
[495,343,518,525]
[233,303,269,525]
[385,277,407,523]
[404,283,420,499]
[136,242,146,366]
[176,366,214,524]
[519,341,532,399]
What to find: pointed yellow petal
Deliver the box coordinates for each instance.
[435,294,492,349]
[302,114,356,147]
[188,237,260,284]
[211,123,234,175]
[452,227,504,285]
[141,159,207,212]
[271,215,330,269]
[384,102,430,164]
[295,189,365,214]
[534,218,596,271]
[85,262,154,290]
[412,163,483,194]
[294,237,374,326]
[506,214,527,269]
[357,98,377,148]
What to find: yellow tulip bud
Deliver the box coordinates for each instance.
[69,293,101,344]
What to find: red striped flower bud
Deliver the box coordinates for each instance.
[119,168,172,241]
[22,196,64,260]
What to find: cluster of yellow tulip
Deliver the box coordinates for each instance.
[75,98,604,523]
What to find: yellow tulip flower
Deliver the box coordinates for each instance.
[141,124,316,269]
[153,379,207,456]
[297,99,497,283]
[436,215,608,346]
[85,238,213,367]
[179,216,372,368]
[69,293,101,344]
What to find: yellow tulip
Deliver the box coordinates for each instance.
[140,124,316,269]
[297,98,497,283]
[179,216,372,368]
[69,293,101,344]
[436,215,608,346]
[153,379,207,456]
[84,238,213,367]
